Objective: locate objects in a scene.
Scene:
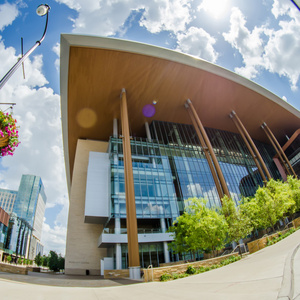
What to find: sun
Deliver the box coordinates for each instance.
[199,0,230,19]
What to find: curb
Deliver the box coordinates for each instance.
[277,243,300,300]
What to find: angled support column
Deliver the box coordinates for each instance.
[261,122,297,178]
[185,104,224,200]
[230,111,272,181]
[120,89,140,269]
[230,113,267,183]
[186,99,230,200]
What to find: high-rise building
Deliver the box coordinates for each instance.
[0,207,9,261]
[60,34,300,277]
[0,189,17,214]
[0,175,47,259]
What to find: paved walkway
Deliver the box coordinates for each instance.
[0,229,300,300]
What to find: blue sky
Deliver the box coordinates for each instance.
[0,0,299,255]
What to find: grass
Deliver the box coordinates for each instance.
[160,255,241,282]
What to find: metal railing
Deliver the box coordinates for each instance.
[103,228,163,234]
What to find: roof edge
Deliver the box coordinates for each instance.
[61,33,300,119]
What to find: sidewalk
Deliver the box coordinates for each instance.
[0,229,299,300]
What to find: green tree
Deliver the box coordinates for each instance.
[48,251,59,272]
[58,255,65,271]
[6,255,12,264]
[221,196,253,246]
[169,198,228,258]
[34,253,43,267]
[42,255,48,267]
[287,176,300,217]
[253,179,294,232]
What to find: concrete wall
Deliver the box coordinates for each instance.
[104,269,130,279]
[247,229,290,254]
[293,217,300,228]
[0,263,28,275]
[85,152,110,223]
[65,139,109,275]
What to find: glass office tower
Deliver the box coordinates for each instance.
[11,175,47,258]
[13,175,46,228]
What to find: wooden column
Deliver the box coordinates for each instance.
[230,111,272,181]
[120,89,140,268]
[230,114,267,183]
[185,104,224,201]
[261,122,297,178]
[186,99,230,199]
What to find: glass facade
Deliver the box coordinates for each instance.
[105,120,282,268]
[13,175,47,228]
[119,243,165,269]
[285,135,300,176]
[110,137,179,219]
[3,213,32,257]
[150,121,281,209]
[0,189,17,214]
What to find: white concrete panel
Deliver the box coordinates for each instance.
[85,152,110,223]
[98,232,174,247]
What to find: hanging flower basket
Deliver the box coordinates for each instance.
[0,111,20,157]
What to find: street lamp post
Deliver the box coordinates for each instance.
[0,4,50,90]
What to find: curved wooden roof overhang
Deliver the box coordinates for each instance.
[60,34,300,191]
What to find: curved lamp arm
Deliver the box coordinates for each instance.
[0,4,50,90]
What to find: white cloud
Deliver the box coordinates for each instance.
[223,3,300,90]
[198,0,230,19]
[223,7,266,79]
[262,15,300,91]
[0,2,19,31]
[139,0,191,34]
[52,42,60,72]
[176,26,219,63]
[0,36,68,254]
[55,0,191,36]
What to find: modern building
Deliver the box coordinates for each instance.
[0,207,9,261]
[0,175,47,259]
[60,34,300,277]
[0,189,17,214]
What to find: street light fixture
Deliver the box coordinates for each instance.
[0,4,50,90]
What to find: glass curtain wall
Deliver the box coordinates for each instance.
[110,137,179,219]
[284,136,300,176]
[150,121,281,209]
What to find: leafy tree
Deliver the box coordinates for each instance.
[239,196,262,231]
[253,179,294,232]
[34,253,43,267]
[287,176,300,217]
[221,196,253,246]
[48,251,59,272]
[6,255,12,263]
[58,255,65,271]
[42,255,48,267]
[169,198,228,258]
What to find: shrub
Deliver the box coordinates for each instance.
[186,265,196,274]
[160,273,172,281]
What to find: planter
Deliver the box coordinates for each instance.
[0,134,9,148]
[0,111,20,157]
